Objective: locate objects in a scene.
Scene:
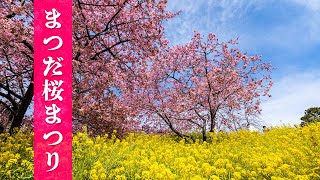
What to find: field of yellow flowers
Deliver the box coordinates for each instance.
[1,123,320,180]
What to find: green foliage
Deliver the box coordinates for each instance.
[301,107,320,126]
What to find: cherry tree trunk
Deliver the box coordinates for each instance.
[9,81,33,133]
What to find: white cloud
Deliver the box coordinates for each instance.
[165,0,320,47]
[164,0,246,45]
[260,70,320,126]
[165,0,267,45]
[291,0,320,11]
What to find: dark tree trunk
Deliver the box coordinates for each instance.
[0,125,4,133]
[202,130,207,141]
[209,109,217,133]
[9,80,33,133]
[209,121,215,133]
[202,118,207,141]
[157,112,195,142]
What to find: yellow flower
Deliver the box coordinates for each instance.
[210,175,220,180]
[216,168,228,177]
[233,172,242,180]
[3,124,320,179]
[115,175,127,180]
[6,159,17,168]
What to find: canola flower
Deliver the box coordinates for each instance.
[1,123,320,179]
[0,130,34,179]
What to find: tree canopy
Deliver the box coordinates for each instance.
[0,0,273,139]
[0,0,175,134]
[301,107,320,126]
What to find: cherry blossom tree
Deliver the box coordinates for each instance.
[0,0,175,134]
[125,32,273,141]
[1,0,273,139]
[0,0,34,132]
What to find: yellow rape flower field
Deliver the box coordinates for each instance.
[1,123,320,180]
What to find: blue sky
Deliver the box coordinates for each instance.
[164,0,320,126]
